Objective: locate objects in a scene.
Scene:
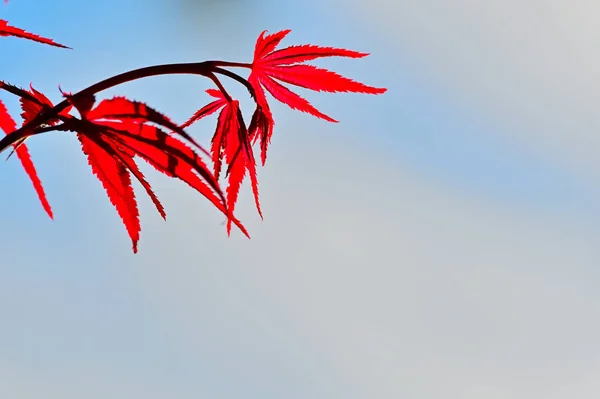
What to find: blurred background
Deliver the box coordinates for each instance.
[2,0,600,397]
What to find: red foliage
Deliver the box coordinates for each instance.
[0,5,386,253]
[0,97,53,218]
[0,19,70,48]
[247,30,386,164]
[182,89,261,232]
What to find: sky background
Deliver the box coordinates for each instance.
[2,0,600,397]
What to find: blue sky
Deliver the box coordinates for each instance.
[2,0,600,398]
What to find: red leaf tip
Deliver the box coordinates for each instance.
[0,19,71,49]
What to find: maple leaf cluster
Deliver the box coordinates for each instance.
[0,2,386,253]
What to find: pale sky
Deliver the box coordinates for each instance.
[2,0,600,398]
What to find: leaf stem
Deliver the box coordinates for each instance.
[207,61,252,69]
[212,67,256,100]
[0,61,218,153]
[207,73,233,102]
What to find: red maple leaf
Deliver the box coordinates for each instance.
[182,89,262,229]
[66,93,249,251]
[0,81,74,219]
[247,29,387,164]
[0,97,53,218]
